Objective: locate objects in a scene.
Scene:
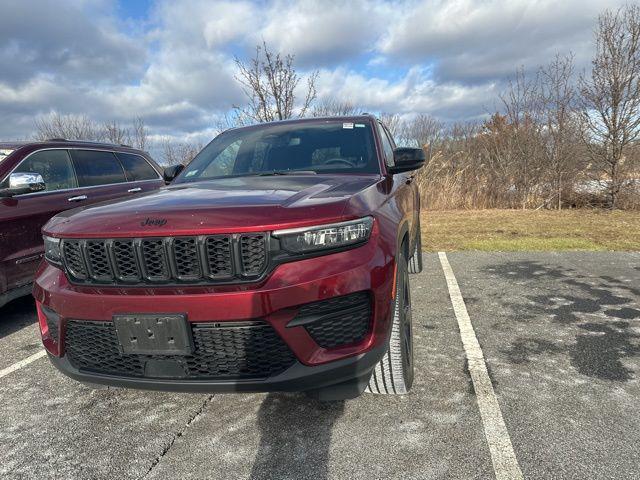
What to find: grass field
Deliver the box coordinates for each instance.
[422,209,640,252]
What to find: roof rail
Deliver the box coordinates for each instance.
[43,138,136,148]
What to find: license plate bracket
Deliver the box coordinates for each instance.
[113,314,193,355]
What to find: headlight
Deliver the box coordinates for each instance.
[43,236,62,266]
[273,217,374,253]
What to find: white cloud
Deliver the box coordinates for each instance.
[380,0,621,83]
[151,0,257,49]
[259,0,389,66]
[0,0,632,145]
[316,67,498,120]
[0,0,146,86]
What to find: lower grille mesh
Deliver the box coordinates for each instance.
[64,320,296,380]
[294,292,372,349]
[42,307,60,343]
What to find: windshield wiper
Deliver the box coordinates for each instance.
[257,170,317,176]
[181,170,318,182]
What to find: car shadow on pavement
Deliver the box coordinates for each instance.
[0,295,37,339]
[484,260,640,382]
[249,393,345,480]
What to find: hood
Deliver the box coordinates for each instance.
[45,174,379,237]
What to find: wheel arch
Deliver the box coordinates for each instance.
[395,220,411,260]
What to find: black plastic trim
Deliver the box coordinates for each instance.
[0,283,33,308]
[47,341,387,393]
[287,304,367,328]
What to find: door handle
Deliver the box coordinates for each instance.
[128,187,142,193]
[68,195,88,202]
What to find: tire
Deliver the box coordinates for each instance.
[366,246,414,395]
[408,219,423,274]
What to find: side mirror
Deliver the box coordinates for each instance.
[0,172,46,197]
[163,164,185,182]
[388,148,426,174]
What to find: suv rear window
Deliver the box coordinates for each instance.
[116,153,158,181]
[70,150,126,187]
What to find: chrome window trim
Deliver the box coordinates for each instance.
[1,147,162,198]
[5,178,163,199]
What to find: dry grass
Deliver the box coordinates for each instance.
[422,209,640,252]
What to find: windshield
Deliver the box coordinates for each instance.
[0,149,14,163]
[174,121,379,183]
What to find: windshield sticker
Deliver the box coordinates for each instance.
[342,122,354,129]
[355,123,365,128]
[185,170,198,177]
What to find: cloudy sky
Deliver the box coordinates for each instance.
[0,0,628,147]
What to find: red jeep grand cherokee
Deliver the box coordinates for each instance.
[0,140,164,308]
[34,116,425,401]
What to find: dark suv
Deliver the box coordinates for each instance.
[0,140,164,307]
[34,116,425,400]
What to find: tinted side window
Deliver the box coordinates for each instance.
[70,150,126,187]
[377,123,395,168]
[116,153,159,181]
[12,150,78,192]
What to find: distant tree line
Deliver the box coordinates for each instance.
[226,4,640,210]
[34,113,150,151]
[33,113,201,167]
[33,5,640,209]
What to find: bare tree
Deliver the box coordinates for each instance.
[539,53,581,209]
[160,138,203,166]
[579,4,640,209]
[34,113,100,141]
[311,98,361,117]
[103,120,131,145]
[405,114,443,160]
[34,113,152,151]
[233,42,318,124]
[379,113,404,140]
[131,116,149,151]
[499,68,545,208]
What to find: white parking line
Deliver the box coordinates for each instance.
[0,350,47,379]
[438,252,523,480]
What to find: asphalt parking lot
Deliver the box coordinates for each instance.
[1,252,639,480]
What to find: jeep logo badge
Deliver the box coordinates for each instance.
[140,217,167,227]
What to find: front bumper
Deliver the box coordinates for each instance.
[34,239,395,393]
[47,341,387,395]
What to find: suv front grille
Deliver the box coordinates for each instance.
[64,319,296,380]
[240,234,267,275]
[62,241,87,279]
[60,234,269,286]
[205,236,233,278]
[113,240,139,281]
